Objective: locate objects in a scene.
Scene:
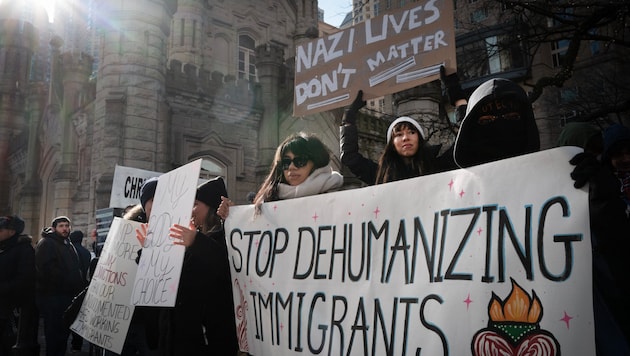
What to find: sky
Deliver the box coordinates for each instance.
[319,0,353,27]
[1,0,349,27]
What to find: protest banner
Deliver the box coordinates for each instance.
[293,0,456,116]
[109,164,162,208]
[131,159,202,307]
[70,218,143,354]
[225,147,595,355]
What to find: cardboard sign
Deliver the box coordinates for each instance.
[131,159,202,307]
[293,0,456,116]
[225,147,595,355]
[109,165,162,208]
[70,218,143,354]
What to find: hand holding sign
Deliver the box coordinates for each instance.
[341,90,366,125]
[439,65,465,106]
[135,223,148,247]
[169,221,197,247]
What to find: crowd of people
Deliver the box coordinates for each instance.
[1,68,629,356]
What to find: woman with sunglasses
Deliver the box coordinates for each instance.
[218,132,343,218]
[340,90,437,185]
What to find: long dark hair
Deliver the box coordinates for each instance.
[375,122,432,184]
[254,132,331,206]
[198,210,223,235]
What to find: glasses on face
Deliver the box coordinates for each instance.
[280,156,309,170]
[477,112,521,125]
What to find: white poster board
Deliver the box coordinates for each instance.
[109,165,162,208]
[225,147,595,355]
[131,159,202,307]
[70,218,143,354]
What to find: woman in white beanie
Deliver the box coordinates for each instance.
[340,90,437,184]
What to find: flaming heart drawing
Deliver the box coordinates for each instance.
[472,278,561,356]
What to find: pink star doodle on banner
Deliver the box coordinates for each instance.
[560,311,573,329]
[312,212,319,222]
[448,178,454,191]
[463,293,473,311]
[273,205,277,212]
[373,206,381,219]
[477,227,483,235]
[459,189,465,198]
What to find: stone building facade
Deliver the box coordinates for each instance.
[1,0,342,238]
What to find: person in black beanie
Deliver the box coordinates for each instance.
[164,177,238,355]
[117,176,162,356]
[139,176,159,220]
[568,124,630,354]
[0,215,37,356]
[35,216,84,356]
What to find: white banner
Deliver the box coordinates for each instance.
[70,218,143,354]
[225,147,594,356]
[131,159,202,307]
[109,165,162,208]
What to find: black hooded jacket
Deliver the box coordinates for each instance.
[35,229,85,296]
[452,78,540,168]
[0,234,36,317]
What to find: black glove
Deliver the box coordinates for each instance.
[440,66,466,106]
[342,90,366,125]
[569,152,601,188]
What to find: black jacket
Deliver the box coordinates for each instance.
[35,229,85,296]
[0,234,36,318]
[159,228,238,356]
[339,123,380,185]
[71,242,91,288]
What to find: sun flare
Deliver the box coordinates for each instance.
[35,0,57,23]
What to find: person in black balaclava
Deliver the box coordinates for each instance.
[451,77,540,168]
[441,67,629,354]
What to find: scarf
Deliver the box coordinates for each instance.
[277,165,343,200]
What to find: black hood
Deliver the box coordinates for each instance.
[453,78,540,168]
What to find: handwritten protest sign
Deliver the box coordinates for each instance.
[225,147,594,355]
[131,159,202,307]
[293,0,456,116]
[70,218,143,354]
[109,165,162,208]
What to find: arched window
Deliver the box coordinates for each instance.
[238,34,257,82]
[199,158,226,183]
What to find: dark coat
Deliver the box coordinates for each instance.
[339,123,379,185]
[0,234,36,318]
[35,229,85,297]
[71,242,91,287]
[159,228,238,356]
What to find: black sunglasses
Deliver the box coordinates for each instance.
[280,156,309,170]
